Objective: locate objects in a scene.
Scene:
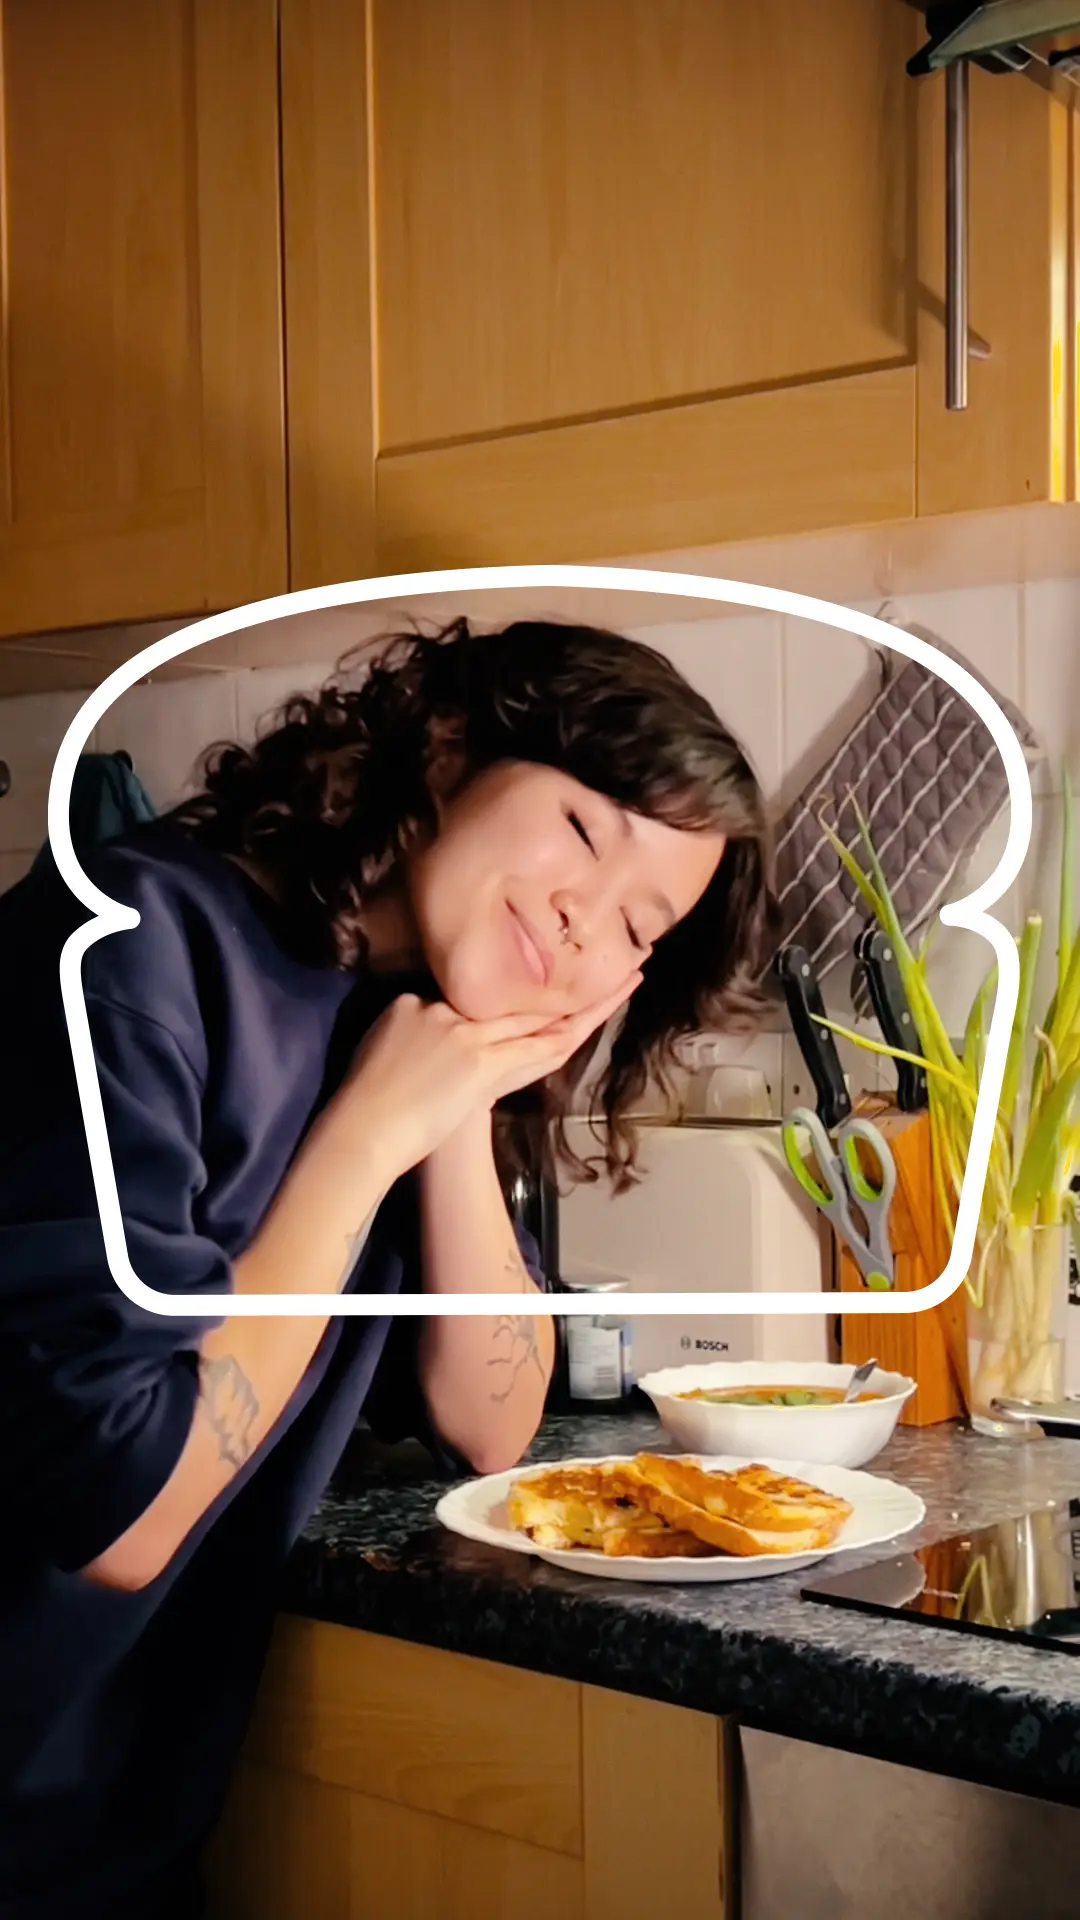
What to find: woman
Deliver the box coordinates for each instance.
[0,617,774,1919]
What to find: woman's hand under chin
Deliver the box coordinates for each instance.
[328,971,641,1182]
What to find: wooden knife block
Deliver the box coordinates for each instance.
[836,1103,970,1427]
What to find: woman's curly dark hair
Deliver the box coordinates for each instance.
[171,617,780,1191]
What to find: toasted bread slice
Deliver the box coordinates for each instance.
[636,1456,851,1536]
[507,1462,668,1554]
[508,1463,645,1509]
[599,1526,716,1559]
[632,1455,853,1557]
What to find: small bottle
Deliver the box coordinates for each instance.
[558,1274,635,1405]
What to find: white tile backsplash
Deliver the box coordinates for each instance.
[1022,578,1080,794]
[638,614,783,801]
[0,689,90,855]
[95,675,240,811]
[780,610,882,809]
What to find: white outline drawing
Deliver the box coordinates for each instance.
[47,565,1029,1319]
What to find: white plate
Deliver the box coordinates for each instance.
[435,1453,926,1584]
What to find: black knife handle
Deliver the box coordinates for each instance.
[774,946,852,1131]
[1031,1608,1080,1639]
[855,926,927,1113]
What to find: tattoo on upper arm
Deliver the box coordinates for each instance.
[199,1355,260,1469]
[488,1241,549,1402]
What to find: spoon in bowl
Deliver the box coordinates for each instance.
[843,1357,879,1402]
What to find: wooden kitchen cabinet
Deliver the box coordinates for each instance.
[205,1617,736,1920]
[283,0,1079,587]
[0,0,287,641]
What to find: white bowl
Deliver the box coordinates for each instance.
[637,1360,916,1470]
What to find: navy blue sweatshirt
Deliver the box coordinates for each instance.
[0,826,538,1918]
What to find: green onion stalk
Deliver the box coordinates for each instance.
[815,781,1079,1419]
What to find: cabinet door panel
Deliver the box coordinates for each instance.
[377,364,915,569]
[915,59,1073,515]
[372,0,917,453]
[280,0,376,593]
[281,2,1075,585]
[4,2,203,522]
[0,0,286,638]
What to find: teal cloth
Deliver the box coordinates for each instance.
[32,753,157,875]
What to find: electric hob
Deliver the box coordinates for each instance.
[802,1498,1080,1654]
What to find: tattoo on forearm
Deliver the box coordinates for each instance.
[488,1316,547,1401]
[488,1243,549,1401]
[199,1355,260,1469]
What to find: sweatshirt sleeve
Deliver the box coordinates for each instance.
[0,991,231,1573]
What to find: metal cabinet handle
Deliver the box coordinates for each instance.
[945,58,969,411]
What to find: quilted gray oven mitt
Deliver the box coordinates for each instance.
[770,614,1043,1008]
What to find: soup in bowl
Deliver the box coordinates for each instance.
[679,1385,883,1409]
[638,1361,916,1469]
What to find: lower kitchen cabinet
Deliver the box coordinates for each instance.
[204,1617,735,1920]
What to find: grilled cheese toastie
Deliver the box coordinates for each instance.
[505,1464,713,1557]
[631,1455,853,1556]
[507,1456,853,1559]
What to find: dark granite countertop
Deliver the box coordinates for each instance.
[282,1406,1080,1806]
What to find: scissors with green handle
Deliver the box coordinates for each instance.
[782,1106,897,1291]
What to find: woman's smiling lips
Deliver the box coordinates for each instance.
[507,903,553,986]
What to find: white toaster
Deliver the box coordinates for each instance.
[558,1119,833,1377]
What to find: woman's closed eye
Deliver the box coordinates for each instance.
[567,810,647,951]
[567,810,596,855]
